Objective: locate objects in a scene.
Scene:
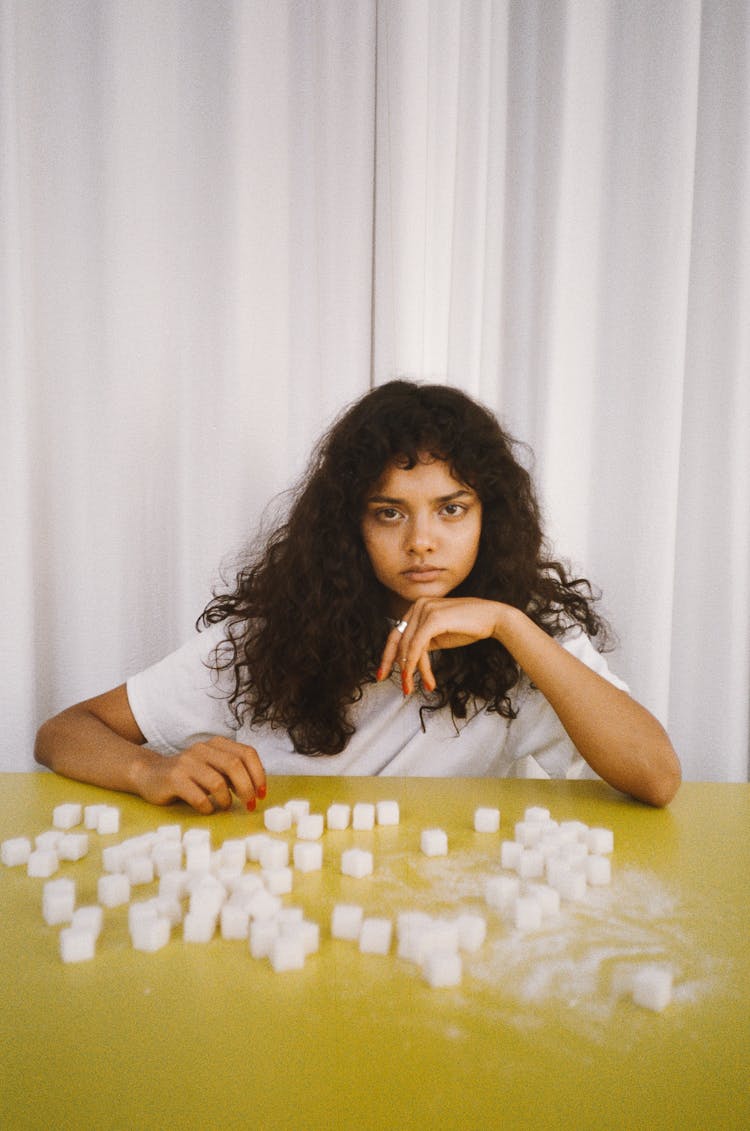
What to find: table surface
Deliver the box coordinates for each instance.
[1,772,748,1131]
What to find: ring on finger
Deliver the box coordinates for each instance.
[395,620,409,634]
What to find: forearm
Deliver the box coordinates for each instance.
[35,708,158,797]
[493,605,681,807]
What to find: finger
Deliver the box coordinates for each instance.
[193,766,234,811]
[417,651,436,693]
[205,737,267,807]
[377,615,414,681]
[173,777,223,816]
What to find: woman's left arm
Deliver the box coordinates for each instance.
[380,598,681,807]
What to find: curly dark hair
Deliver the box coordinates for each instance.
[199,380,611,755]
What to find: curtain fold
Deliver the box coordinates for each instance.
[2,0,748,779]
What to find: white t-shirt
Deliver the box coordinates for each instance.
[126,622,630,780]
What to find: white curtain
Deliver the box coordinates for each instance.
[2,0,748,782]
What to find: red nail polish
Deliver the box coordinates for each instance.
[257,785,267,800]
[376,667,383,682]
[401,673,409,696]
[246,797,256,812]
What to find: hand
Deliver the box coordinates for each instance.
[378,597,503,695]
[137,736,267,815]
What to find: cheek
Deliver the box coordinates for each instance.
[361,526,391,573]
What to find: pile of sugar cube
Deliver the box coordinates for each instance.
[0,796,674,1010]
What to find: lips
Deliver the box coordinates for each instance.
[401,568,445,582]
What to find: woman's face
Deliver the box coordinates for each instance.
[360,457,482,618]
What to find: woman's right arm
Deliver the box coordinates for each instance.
[34,685,266,815]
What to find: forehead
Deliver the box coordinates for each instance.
[366,457,474,499]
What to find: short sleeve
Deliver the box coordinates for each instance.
[505,628,630,780]
[126,624,238,755]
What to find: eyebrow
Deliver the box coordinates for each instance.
[365,489,475,506]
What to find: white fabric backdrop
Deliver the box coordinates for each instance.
[2,0,748,781]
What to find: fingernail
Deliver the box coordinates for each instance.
[246,797,256,812]
[401,673,409,696]
[376,667,384,682]
[257,785,267,801]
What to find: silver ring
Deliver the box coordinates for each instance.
[395,619,408,634]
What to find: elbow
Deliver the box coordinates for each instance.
[34,716,57,770]
[642,749,682,808]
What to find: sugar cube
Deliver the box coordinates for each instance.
[185,842,212,873]
[1,837,32,867]
[131,916,171,952]
[524,883,561,918]
[152,842,183,877]
[129,900,159,932]
[27,849,58,878]
[245,888,282,922]
[485,874,519,911]
[42,878,76,925]
[285,919,320,956]
[421,828,448,857]
[101,844,127,873]
[296,813,324,841]
[189,876,227,917]
[517,848,544,879]
[341,848,373,878]
[264,806,292,833]
[156,824,182,842]
[513,895,543,930]
[220,903,250,941]
[263,866,293,895]
[331,903,364,941]
[57,833,89,862]
[524,806,551,824]
[552,867,587,902]
[411,920,459,964]
[249,918,279,959]
[35,830,63,852]
[352,802,375,830]
[219,838,248,872]
[270,933,306,972]
[98,872,131,908]
[474,807,500,833]
[126,855,155,886]
[159,869,190,901]
[71,905,103,937]
[560,820,589,842]
[326,803,351,831]
[514,821,543,847]
[84,804,106,829]
[283,799,310,824]
[60,926,96,963]
[454,913,487,953]
[631,966,673,1012]
[423,951,462,988]
[245,833,271,862]
[276,907,304,929]
[96,806,120,835]
[293,840,323,873]
[376,800,399,826]
[500,840,523,870]
[183,911,217,943]
[258,838,289,871]
[585,854,612,885]
[587,827,614,855]
[52,803,83,830]
[359,917,392,955]
[396,913,435,963]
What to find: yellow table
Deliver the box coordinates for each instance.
[1,773,748,1130]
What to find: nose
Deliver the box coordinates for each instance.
[404,513,436,555]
